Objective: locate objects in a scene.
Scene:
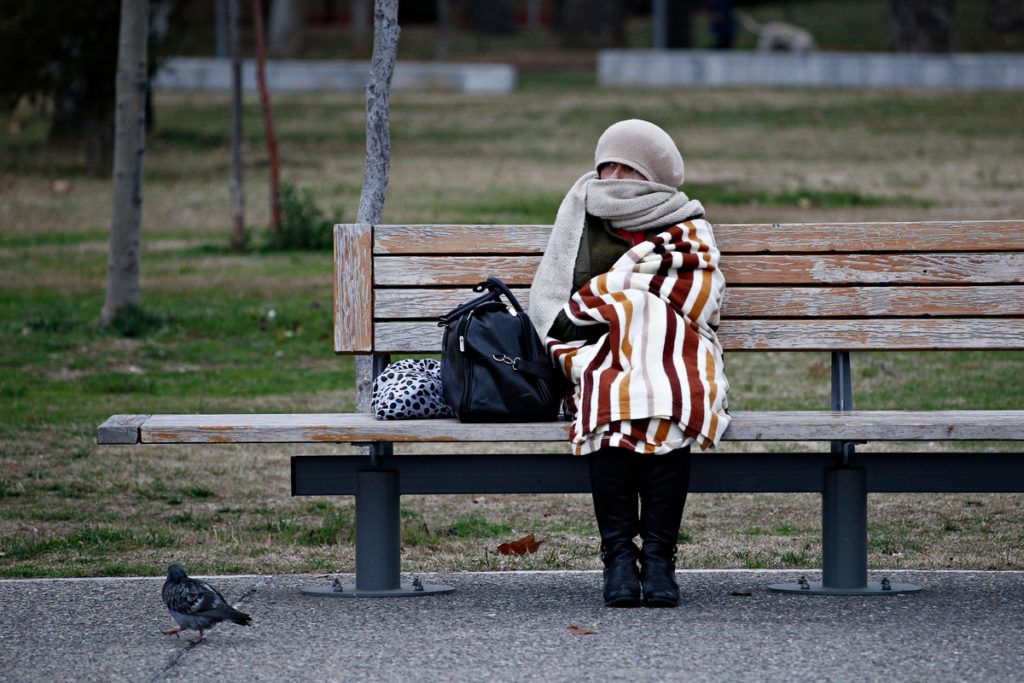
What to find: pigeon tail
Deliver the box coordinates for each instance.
[227,607,252,626]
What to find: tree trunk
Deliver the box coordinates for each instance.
[351,0,372,59]
[253,0,281,236]
[435,0,450,61]
[890,0,955,53]
[228,0,246,251]
[558,0,625,49]
[101,0,149,325]
[355,0,400,413]
[84,106,117,177]
[216,0,228,56]
[268,0,302,56]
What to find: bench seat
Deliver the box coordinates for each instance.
[98,410,1024,445]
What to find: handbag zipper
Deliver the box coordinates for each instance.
[459,310,476,417]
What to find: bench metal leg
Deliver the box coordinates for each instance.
[769,467,921,595]
[822,467,869,589]
[304,354,454,598]
[302,464,453,598]
[769,352,921,596]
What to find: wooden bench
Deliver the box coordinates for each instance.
[98,219,1024,597]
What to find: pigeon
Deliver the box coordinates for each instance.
[162,564,252,645]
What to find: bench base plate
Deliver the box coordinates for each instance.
[301,581,455,598]
[767,579,922,595]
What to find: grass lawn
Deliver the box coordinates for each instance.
[1,58,1023,577]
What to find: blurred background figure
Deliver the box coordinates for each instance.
[708,0,736,49]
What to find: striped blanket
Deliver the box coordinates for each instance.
[548,219,731,455]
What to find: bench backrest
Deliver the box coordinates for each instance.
[334,221,1024,355]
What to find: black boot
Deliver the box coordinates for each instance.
[590,447,641,607]
[638,448,691,608]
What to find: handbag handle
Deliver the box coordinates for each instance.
[438,276,525,327]
[477,276,526,315]
[437,287,499,327]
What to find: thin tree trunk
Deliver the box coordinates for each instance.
[101,0,149,325]
[229,0,246,251]
[436,0,450,61]
[216,0,228,57]
[84,107,117,178]
[252,0,281,236]
[351,0,372,59]
[356,0,398,227]
[268,0,301,55]
[355,0,399,413]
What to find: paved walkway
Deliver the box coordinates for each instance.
[2,570,1022,682]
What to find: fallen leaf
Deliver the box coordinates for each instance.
[568,625,598,635]
[496,533,544,556]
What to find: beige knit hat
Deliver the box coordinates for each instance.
[594,119,684,187]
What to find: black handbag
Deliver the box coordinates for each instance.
[439,277,565,422]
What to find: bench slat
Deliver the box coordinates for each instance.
[116,411,1024,444]
[369,221,1024,255]
[726,253,1024,285]
[374,224,553,254]
[717,220,1024,254]
[335,223,373,353]
[372,318,1024,353]
[374,253,1024,287]
[375,285,1024,320]
[718,285,1024,318]
[96,414,149,444]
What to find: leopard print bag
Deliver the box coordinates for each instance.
[371,358,454,420]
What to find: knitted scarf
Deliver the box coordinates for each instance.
[547,220,731,454]
[529,171,705,341]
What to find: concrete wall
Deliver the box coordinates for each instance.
[599,50,1024,90]
[153,57,517,94]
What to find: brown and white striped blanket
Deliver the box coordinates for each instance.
[547,219,731,454]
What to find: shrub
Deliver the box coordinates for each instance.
[266,182,342,251]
